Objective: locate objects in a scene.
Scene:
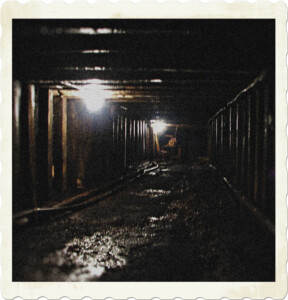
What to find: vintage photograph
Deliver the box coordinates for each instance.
[12,18,275,282]
[1,2,286,298]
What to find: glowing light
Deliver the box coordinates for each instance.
[151,120,166,134]
[96,28,113,34]
[74,85,112,112]
[79,27,96,35]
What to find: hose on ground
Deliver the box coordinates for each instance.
[13,161,159,226]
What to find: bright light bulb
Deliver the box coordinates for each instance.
[151,120,166,134]
[75,85,112,112]
[85,98,105,112]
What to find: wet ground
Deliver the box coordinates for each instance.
[13,161,274,281]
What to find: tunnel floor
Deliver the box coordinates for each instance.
[13,161,274,282]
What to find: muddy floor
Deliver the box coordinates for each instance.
[13,161,274,281]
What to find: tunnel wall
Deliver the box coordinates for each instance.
[12,81,152,213]
[208,73,275,221]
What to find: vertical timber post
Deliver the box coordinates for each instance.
[13,81,21,212]
[247,94,252,200]
[253,89,260,203]
[124,117,127,168]
[133,120,136,161]
[262,85,269,211]
[28,84,37,210]
[220,113,224,171]
[143,121,146,159]
[47,89,54,193]
[235,103,239,185]
[129,118,133,165]
[61,96,67,192]
[141,120,144,159]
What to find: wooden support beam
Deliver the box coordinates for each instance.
[133,120,136,161]
[137,120,141,159]
[234,102,239,186]
[143,121,146,159]
[61,96,67,192]
[47,89,54,191]
[28,84,37,209]
[153,131,156,159]
[112,114,116,151]
[13,81,21,182]
[13,81,22,211]
[124,117,127,167]
[261,86,269,211]
[247,95,252,200]
[253,90,260,203]
[128,118,132,165]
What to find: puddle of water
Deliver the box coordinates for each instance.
[146,171,158,176]
[130,189,171,198]
[43,232,127,281]
[148,213,178,225]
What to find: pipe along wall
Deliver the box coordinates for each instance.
[209,72,275,222]
[13,82,153,213]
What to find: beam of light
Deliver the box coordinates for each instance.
[151,120,166,134]
[74,85,113,112]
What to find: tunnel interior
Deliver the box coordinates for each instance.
[12,19,275,281]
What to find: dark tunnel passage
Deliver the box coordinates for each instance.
[12,19,275,281]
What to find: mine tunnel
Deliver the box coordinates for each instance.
[12,19,275,281]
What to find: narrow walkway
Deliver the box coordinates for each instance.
[13,162,274,281]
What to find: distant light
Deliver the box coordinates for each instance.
[64,27,96,35]
[96,28,113,34]
[82,50,110,54]
[79,27,96,35]
[74,85,112,112]
[151,120,166,134]
[151,79,162,83]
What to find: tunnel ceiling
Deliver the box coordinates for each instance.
[13,19,275,124]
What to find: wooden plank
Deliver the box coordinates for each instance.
[61,96,67,192]
[253,89,260,203]
[112,114,116,151]
[13,81,22,211]
[240,100,246,189]
[47,89,54,191]
[13,81,21,181]
[28,84,37,209]
[137,120,141,159]
[124,117,127,167]
[120,115,123,168]
[128,118,133,165]
[153,130,156,159]
[234,103,239,185]
[261,86,269,211]
[220,114,224,160]
[143,121,146,159]
[247,95,252,200]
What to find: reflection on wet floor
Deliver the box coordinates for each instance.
[130,189,171,198]
[13,162,275,282]
[43,233,126,281]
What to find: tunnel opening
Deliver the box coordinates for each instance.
[12,19,275,281]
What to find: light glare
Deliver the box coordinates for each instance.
[75,85,112,112]
[151,120,166,134]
